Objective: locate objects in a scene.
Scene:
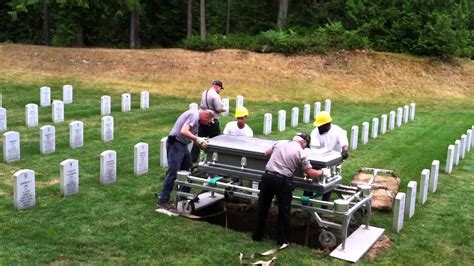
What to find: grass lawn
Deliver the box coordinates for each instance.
[0,79,473,264]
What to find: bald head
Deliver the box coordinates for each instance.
[199,109,214,125]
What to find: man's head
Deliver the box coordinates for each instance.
[313,111,332,135]
[199,110,214,125]
[235,106,249,129]
[293,132,311,149]
[211,80,224,94]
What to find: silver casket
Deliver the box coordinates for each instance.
[198,135,343,194]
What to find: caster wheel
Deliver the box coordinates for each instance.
[318,230,338,250]
[349,210,363,227]
[182,201,195,214]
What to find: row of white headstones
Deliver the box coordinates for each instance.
[350,103,416,149]
[12,142,149,210]
[2,87,152,162]
[392,125,474,233]
[0,87,151,130]
[8,86,152,210]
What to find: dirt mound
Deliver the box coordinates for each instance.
[0,44,473,103]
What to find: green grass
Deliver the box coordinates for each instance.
[0,79,473,264]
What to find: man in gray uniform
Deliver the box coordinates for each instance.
[158,109,214,209]
[191,80,227,162]
[252,133,327,246]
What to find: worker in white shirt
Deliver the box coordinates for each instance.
[310,111,349,159]
[309,111,349,202]
[223,106,254,137]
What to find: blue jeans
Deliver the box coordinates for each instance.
[159,139,193,204]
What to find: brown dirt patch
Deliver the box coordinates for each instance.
[0,44,473,104]
[351,172,401,212]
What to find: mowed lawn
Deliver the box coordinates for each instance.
[0,79,472,264]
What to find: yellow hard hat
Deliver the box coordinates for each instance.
[313,111,332,127]
[235,107,249,118]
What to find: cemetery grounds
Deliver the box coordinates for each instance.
[0,45,473,264]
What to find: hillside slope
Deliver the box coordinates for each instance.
[0,44,472,105]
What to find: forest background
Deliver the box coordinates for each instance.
[1,0,473,58]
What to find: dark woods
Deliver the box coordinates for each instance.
[1,0,472,58]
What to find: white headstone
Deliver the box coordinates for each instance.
[62,85,73,104]
[60,159,79,196]
[430,160,439,193]
[0,107,6,132]
[236,95,244,109]
[39,125,55,154]
[52,100,64,123]
[324,99,331,114]
[160,137,168,167]
[189,103,198,111]
[291,107,299,128]
[25,103,38,127]
[69,121,84,149]
[134,142,149,176]
[467,129,472,153]
[389,111,395,131]
[121,93,131,112]
[362,122,369,144]
[100,150,117,185]
[453,140,460,166]
[140,91,149,109]
[371,118,379,139]
[409,103,416,120]
[40,86,51,107]
[445,145,454,174]
[393,192,405,233]
[101,95,111,116]
[313,102,321,119]
[101,116,114,142]
[222,98,229,117]
[380,114,387,135]
[403,105,409,124]
[3,131,20,163]
[460,134,466,159]
[471,126,474,148]
[419,169,430,204]
[405,181,417,219]
[263,113,272,135]
[396,107,403,128]
[0,93,2,107]
[303,104,311,124]
[13,169,35,210]
[350,125,358,150]
[278,110,286,132]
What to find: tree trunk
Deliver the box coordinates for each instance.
[187,0,193,37]
[41,1,50,46]
[200,0,206,41]
[225,0,231,35]
[130,9,141,49]
[277,0,289,31]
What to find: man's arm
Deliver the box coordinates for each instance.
[180,124,197,141]
[304,168,324,180]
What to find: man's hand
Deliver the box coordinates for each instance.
[195,137,208,149]
[321,168,332,177]
[341,150,349,160]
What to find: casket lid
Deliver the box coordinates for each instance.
[207,135,276,156]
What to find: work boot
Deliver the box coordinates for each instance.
[157,202,175,210]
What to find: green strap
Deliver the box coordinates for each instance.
[209,176,223,187]
[300,196,310,205]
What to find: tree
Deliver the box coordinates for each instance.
[276,0,288,31]
[187,0,192,37]
[200,0,206,41]
[225,0,231,35]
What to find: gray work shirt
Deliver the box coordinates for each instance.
[169,109,199,144]
[265,140,313,177]
[200,88,223,119]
